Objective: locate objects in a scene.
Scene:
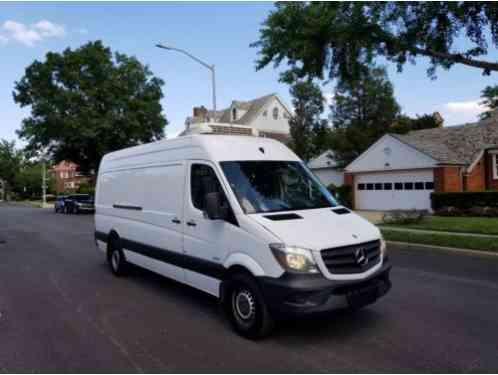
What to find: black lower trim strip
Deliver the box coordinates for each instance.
[94,231,225,280]
[113,204,142,211]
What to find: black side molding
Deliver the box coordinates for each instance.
[113,204,142,211]
[264,213,303,221]
[332,208,351,215]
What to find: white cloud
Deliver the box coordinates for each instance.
[0,34,8,44]
[0,20,66,47]
[439,99,488,126]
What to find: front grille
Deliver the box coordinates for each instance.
[321,240,381,274]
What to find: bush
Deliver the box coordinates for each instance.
[431,191,498,211]
[328,184,352,208]
[435,206,498,218]
[382,209,428,225]
[77,182,95,195]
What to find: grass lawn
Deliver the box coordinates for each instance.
[381,229,498,253]
[380,216,498,235]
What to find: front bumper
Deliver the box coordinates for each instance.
[257,261,391,316]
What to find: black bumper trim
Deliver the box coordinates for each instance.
[257,262,392,316]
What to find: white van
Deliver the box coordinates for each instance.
[95,134,391,338]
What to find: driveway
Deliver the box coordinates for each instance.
[1,204,498,372]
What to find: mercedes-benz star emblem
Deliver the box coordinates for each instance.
[354,247,368,266]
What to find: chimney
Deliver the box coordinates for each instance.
[193,105,208,119]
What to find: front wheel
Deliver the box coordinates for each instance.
[225,273,274,339]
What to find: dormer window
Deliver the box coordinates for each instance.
[232,108,237,121]
[272,107,279,120]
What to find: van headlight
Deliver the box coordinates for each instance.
[269,244,319,274]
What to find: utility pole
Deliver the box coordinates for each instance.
[42,160,47,207]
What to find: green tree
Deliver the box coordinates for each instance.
[14,41,167,173]
[288,80,328,161]
[329,66,401,166]
[13,162,45,199]
[0,139,23,198]
[253,2,498,83]
[479,85,498,119]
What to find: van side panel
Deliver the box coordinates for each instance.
[96,159,186,283]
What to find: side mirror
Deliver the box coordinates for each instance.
[204,192,228,221]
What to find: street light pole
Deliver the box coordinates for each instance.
[156,44,217,112]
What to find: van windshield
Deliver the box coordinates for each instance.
[220,161,338,214]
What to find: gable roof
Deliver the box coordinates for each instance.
[186,94,292,127]
[390,111,498,167]
[308,150,340,169]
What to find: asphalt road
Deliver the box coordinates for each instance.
[1,204,498,373]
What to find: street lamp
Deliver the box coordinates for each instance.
[156,43,217,112]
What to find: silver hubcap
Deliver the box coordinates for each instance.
[111,251,120,271]
[233,289,255,321]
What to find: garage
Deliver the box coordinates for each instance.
[355,170,434,211]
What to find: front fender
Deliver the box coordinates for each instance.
[223,252,265,277]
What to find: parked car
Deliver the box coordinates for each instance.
[54,196,68,213]
[95,135,391,338]
[65,194,95,214]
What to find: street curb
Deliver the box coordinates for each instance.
[387,240,498,258]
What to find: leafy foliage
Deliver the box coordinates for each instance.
[288,80,330,161]
[14,41,167,172]
[0,139,24,196]
[253,2,498,84]
[329,66,401,167]
[479,85,498,119]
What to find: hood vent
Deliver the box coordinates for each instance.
[332,207,351,215]
[264,213,302,221]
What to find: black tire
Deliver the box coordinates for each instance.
[225,272,274,339]
[107,236,128,277]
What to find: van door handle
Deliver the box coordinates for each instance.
[171,218,181,224]
[186,220,197,227]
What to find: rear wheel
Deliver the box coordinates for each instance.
[107,237,128,276]
[225,273,274,339]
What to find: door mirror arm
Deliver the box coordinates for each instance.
[204,192,228,221]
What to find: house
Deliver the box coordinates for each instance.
[51,161,94,194]
[344,110,498,211]
[182,93,292,143]
[308,150,344,187]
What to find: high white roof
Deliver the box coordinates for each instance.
[101,134,300,171]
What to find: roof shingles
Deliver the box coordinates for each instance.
[391,113,498,166]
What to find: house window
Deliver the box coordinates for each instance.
[404,182,414,190]
[272,107,279,120]
[493,154,498,180]
[415,182,424,190]
[384,183,393,190]
[425,182,434,190]
[375,183,383,190]
[232,108,237,121]
[394,183,403,190]
[366,183,374,190]
[358,183,365,190]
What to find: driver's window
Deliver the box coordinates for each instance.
[191,164,224,211]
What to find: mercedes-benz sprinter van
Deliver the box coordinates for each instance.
[95,134,391,338]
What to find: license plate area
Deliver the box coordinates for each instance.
[346,283,379,309]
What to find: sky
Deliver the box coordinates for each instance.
[1,1,497,144]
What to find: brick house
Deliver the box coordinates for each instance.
[182,93,291,143]
[344,110,498,211]
[51,161,94,194]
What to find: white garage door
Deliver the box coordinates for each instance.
[355,170,434,211]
